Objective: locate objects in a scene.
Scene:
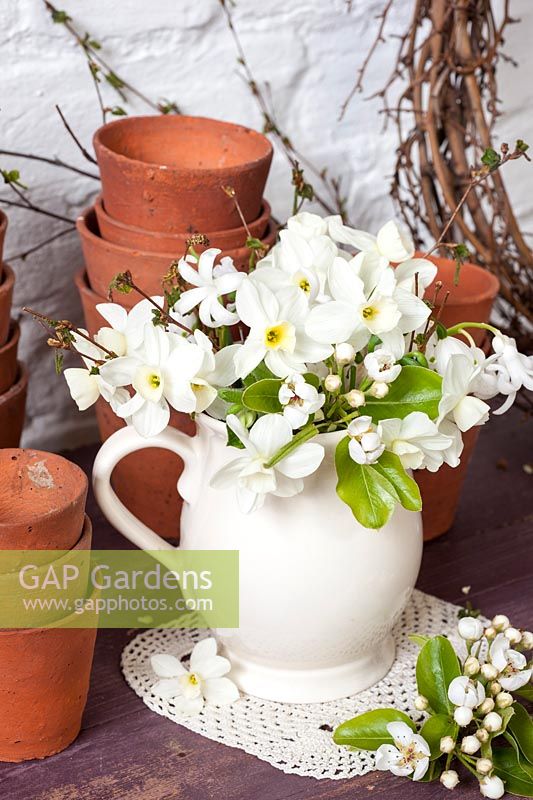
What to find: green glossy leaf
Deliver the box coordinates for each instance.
[373,451,422,512]
[409,633,431,648]
[508,703,533,765]
[243,362,276,386]
[516,686,533,703]
[335,437,398,529]
[242,379,283,413]
[364,366,442,422]
[419,715,457,760]
[493,747,533,797]
[416,636,461,715]
[217,387,244,404]
[333,708,415,751]
[419,758,443,782]
[303,371,320,389]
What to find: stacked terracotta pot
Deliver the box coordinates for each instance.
[0,211,27,448]
[76,115,274,539]
[0,449,97,762]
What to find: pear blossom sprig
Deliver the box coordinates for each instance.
[334,614,533,798]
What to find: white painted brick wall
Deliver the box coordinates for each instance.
[2,0,532,450]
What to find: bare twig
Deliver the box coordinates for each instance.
[0,197,75,225]
[55,105,98,165]
[0,149,98,180]
[6,226,76,261]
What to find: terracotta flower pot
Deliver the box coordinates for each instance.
[75,270,194,540]
[0,363,27,449]
[0,321,20,395]
[94,193,271,253]
[423,255,500,345]
[77,206,277,307]
[0,580,97,762]
[0,448,88,551]
[0,210,7,281]
[0,264,15,347]
[94,115,273,233]
[416,427,480,541]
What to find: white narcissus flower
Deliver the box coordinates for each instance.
[234,280,332,379]
[176,249,244,327]
[278,373,325,429]
[489,632,532,690]
[448,676,485,709]
[438,354,490,432]
[327,217,415,264]
[94,298,173,355]
[487,334,533,415]
[287,211,328,239]
[210,414,324,513]
[364,349,402,383]
[375,721,430,781]
[99,324,204,437]
[347,416,384,465]
[438,418,464,469]
[394,258,438,296]
[458,616,485,641]
[64,331,130,413]
[378,412,453,471]
[479,775,505,799]
[190,330,241,415]
[150,638,239,714]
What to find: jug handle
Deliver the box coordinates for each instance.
[92,425,198,552]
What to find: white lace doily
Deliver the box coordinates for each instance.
[121,589,465,780]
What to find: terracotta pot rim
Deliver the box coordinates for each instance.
[0,263,15,294]
[0,516,93,637]
[420,253,500,305]
[78,205,276,261]
[94,193,272,242]
[0,320,20,356]
[93,115,273,171]
[0,210,6,234]
[0,446,88,530]
[0,361,27,403]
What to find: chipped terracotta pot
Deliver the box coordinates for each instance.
[0,210,7,281]
[93,115,273,233]
[0,363,27,449]
[94,193,271,253]
[0,321,20,395]
[416,428,480,542]
[0,264,15,347]
[0,447,88,551]
[78,206,277,306]
[0,575,97,762]
[423,255,500,346]
[75,270,194,540]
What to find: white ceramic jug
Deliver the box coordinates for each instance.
[92,413,423,703]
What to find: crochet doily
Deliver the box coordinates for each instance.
[121,589,465,780]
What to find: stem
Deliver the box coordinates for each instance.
[55,105,97,165]
[119,279,194,336]
[0,197,75,224]
[222,186,252,239]
[264,425,319,469]
[7,226,75,261]
[456,752,480,778]
[447,321,500,337]
[0,149,99,180]
[23,307,118,358]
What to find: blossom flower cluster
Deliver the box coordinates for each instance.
[335,614,533,798]
[64,211,533,528]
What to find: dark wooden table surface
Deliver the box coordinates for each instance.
[1,408,532,800]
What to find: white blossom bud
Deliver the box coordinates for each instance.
[488,681,502,697]
[478,698,495,715]
[464,656,480,676]
[477,758,493,775]
[483,712,503,732]
[440,770,460,789]
[440,735,455,754]
[520,630,533,649]
[505,627,522,645]
[325,374,341,393]
[368,381,389,398]
[484,626,497,640]
[476,728,490,744]
[414,695,429,711]
[335,342,356,366]
[492,615,510,632]
[479,775,505,799]
[458,617,484,641]
[480,664,499,681]
[461,735,481,755]
[495,691,513,709]
[454,706,473,727]
[345,389,366,408]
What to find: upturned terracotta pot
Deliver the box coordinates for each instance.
[94,193,272,253]
[0,210,7,281]
[75,270,194,540]
[416,427,480,541]
[94,115,273,233]
[0,264,15,347]
[0,321,19,395]
[0,363,27,449]
[78,206,277,307]
[423,255,500,345]
[0,448,88,551]
[0,578,97,762]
